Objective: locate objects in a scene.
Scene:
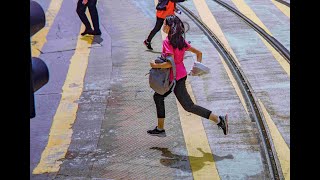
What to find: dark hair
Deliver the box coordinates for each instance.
[165,15,188,50]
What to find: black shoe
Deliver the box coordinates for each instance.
[217,114,228,135]
[147,126,166,137]
[143,40,153,50]
[90,30,102,35]
[81,28,93,36]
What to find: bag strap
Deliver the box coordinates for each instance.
[165,56,176,80]
[165,56,177,91]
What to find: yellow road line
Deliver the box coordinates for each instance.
[154,0,220,178]
[258,99,290,180]
[260,37,290,76]
[192,0,251,114]
[231,0,272,35]
[192,1,290,178]
[230,0,290,76]
[192,0,241,67]
[271,0,290,18]
[31,0,64,57]
[32,15,94,174]
[177,81,220,179]
[219,54,248,114]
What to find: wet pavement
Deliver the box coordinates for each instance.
[30,0,290,179]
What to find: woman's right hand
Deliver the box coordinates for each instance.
[187,46,202,63]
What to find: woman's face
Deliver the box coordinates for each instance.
[162,20,170,34]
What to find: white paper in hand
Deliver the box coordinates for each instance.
[188,61,210,76]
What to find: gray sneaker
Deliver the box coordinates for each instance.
[217,114,228,135]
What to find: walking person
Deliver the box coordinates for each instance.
[147,15,228,137]
[143,0,177,50]
[76,0,101,36]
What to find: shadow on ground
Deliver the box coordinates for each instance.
[150,147,234,172]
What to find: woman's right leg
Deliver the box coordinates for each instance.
[153,90,172,127]
[147,91,172,136]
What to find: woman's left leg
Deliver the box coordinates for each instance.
[174,76,228,135]
[174,76,214,119]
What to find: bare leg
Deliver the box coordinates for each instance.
[158,118,165,129]
[208,113,219,124]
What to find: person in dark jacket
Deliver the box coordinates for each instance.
[76,0,101,36]
[143,0,177,50]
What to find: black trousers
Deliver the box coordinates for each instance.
[76,0,100,31]
[147,17,165,42]
[153,76,212,119]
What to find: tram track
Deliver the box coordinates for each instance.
[178,3,284,179]
[212,0,290,63]
[275,0,290,7]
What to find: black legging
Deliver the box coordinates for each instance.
[147,17,165,42]
[153,76,212,119]
[76,0,100,31]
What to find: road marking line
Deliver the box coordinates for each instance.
[271,0,290,18]
[231,0,272,35]
[219,54,249,114]
[260,37,290,76]
[192,0,241,67]
[258,99,290,180]
[33,12,94,173]
[31,0,64,57]
[192,0,252,114]
[230,0,290,76]
[177,81,220,179]
[192,2,290,178]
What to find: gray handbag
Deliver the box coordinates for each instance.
[149,56,176,95]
